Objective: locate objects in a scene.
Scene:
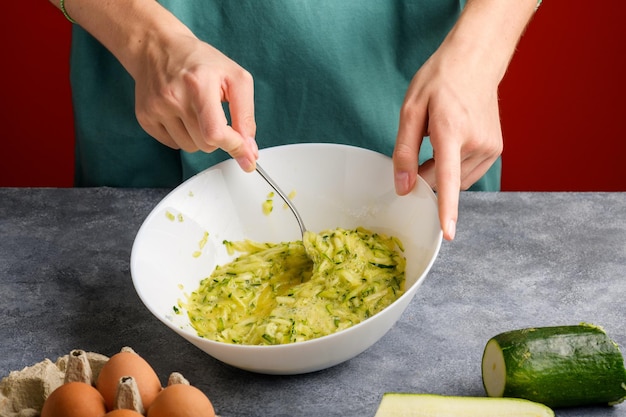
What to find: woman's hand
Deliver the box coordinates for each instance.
[393,0,539,240]
[393,42,503,241]
[50,0,259,172]
[132,32,259,171]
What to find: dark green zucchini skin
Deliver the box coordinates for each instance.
[483,324,626,408]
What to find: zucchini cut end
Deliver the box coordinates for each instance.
[374,393,554,417]
[482,338,507,397]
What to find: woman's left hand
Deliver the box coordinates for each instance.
[393,0,539,241]
[393,42,503,241]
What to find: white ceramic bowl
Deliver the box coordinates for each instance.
[131,143,442,374]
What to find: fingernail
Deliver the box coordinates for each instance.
[446,219,456,241]
[394,171,410,194]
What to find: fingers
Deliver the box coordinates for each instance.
[393,83,460,241]
[419,136,501,241]
[393,98,427,196]
[393,84,459,241]
[150,117,218,153]
[394,120,496,242]
[191,74,258,172]
[139,66,259,173]
[225,69,259,169]
[226,70,257,145]
[420,141,500,191]
[431,139,462,241]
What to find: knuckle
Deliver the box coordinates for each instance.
[393,142,417,163]
[240,113,257,132]
[398,104,421,126]
[200,124,224,145]
[234,67,254,86]
[462,132,503,158]
[180,67,204,91]
[179,141,198,152]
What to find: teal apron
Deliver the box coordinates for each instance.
[70,0,499,190]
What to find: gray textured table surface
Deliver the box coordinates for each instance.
[1,188,625,417]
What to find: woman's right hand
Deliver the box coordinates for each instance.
[132,32,259,172]
[51,0,259,171]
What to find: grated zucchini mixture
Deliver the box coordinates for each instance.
[185,227,406,345]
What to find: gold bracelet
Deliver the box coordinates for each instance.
[60,0,77,24]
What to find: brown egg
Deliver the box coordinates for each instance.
[96,350,162,410]
[147,384,215,417]
[104,410,145,417]
[41,381,107,417]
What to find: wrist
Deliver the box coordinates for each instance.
[442,0,538,84]
[63,0,193,78]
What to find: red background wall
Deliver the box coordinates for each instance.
[499,1,626,191]
[1,1,625,190]
[2,2,74,187]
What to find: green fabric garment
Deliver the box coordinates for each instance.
[70,0,500,190]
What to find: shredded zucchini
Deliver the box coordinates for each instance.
[185,227,406,345]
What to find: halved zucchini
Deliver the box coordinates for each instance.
[374,393,554,417]
[482,323,626,408]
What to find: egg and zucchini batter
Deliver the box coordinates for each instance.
[185,227,406,345]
